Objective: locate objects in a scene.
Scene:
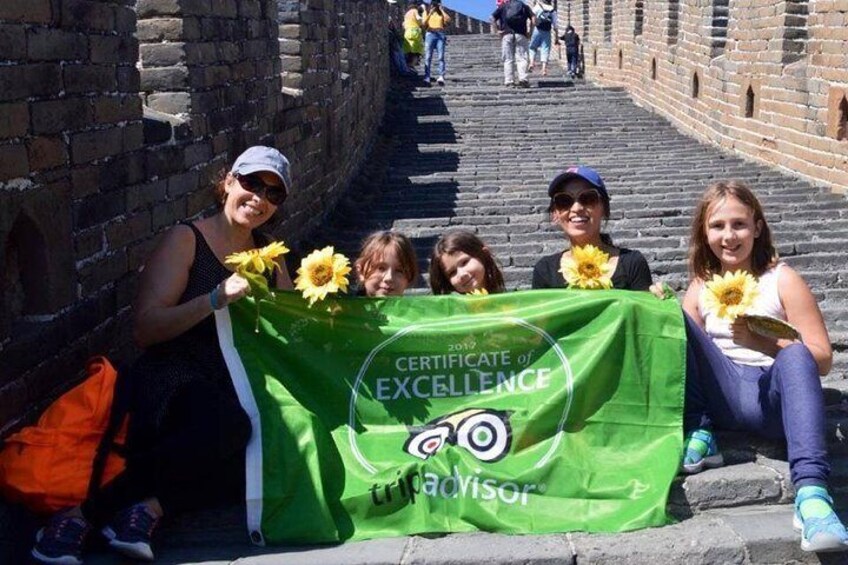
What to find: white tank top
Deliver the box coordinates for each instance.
[698,263,785,367]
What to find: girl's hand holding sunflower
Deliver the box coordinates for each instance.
[729,316,762,348]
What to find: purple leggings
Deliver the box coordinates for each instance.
[683,313,829,488]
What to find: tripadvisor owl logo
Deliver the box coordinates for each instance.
[403,408,512,463]
[348,316,574,506]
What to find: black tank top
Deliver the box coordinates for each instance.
[129,223,273,441]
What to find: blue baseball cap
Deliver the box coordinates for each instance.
[547,166,610,203]
[231,146,292,194]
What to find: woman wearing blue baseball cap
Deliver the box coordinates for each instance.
[532,165,653,290]
[31,146,294,564]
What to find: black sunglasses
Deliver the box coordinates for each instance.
[236,174,287,206]
[551,190,601,210]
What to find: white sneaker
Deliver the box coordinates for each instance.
[436,76,445,86]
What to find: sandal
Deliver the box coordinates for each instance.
[680,429,723,474]
[793,487,848,552]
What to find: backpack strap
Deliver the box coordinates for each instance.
[87,363,132,499]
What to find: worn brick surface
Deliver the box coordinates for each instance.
[573,0,848,193]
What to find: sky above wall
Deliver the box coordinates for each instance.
[443,1,494,22]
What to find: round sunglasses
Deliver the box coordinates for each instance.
[551,190,601,210]
[236,174,287,206]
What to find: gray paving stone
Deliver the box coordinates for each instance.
[237,537,409,565]
[401,532,573,565]
[570,514,746,564]
[713,505,816,564]
[670,463,784,515]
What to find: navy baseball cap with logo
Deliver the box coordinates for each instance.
[547,166,610,203]
[231,146,292,195]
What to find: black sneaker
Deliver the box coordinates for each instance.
[31,513,90,565]
[518,80,530,88]
[102,503,160,561]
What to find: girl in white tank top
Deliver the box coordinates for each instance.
[677,181,844,553]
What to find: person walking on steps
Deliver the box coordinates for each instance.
[422,0,451,86]
[492,0,534,88]
[528,1,556,77]
[561,24,580,78]
[402,3,425,69]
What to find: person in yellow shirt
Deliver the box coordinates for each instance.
[422,0,451,85]
[403,4,425,68]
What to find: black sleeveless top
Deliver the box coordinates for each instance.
[128,223,272,444]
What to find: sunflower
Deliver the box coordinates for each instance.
[703,270,759,320]
[469,288,489,296]
[225,240,290,276]
[295,246,352,306]
[559,245,613,289]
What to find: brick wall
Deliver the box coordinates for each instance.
[563,0,848,193]
[0,0,491,433]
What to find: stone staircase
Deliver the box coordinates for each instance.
[5,34,848,564]
[310,33,848,563]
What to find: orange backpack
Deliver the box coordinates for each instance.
[0,356,129,514]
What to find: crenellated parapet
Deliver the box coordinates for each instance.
[566,0,848,193]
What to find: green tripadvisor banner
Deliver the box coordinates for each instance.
[215,290,686,545]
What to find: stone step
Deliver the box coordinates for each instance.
[5,429,848,563]
[23,504,846,564]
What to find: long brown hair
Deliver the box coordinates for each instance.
[688,180,777,279]
[355,231,419,284]
[429,230,505,294]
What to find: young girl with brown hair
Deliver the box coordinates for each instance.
[354,231,419,297]
[681,180,846,553]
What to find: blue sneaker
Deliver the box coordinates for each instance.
[793,488,848,552]
[681,429,724,474]
[102,503,160,561]
[31,513,90,565]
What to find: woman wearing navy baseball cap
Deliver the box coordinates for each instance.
[532,165,654,290]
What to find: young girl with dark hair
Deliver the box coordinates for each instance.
[429,230,505,295]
